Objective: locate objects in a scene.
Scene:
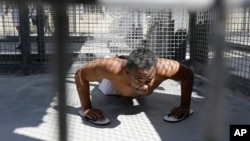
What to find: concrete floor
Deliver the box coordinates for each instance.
[0,73,250,141]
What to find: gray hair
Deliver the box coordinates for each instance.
[127,48,157,69]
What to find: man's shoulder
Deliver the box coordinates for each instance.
[156,58,179,65]
[94,57,126,73]
[155,58,180,77]
[98,57,126,65]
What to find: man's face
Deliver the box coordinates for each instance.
[127,67,156,96]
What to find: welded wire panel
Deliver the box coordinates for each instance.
[0,2,190,68]
[191,7,250,95]
[224,7,250,94]
[0,1,54,67]
[30,2,54,62]
[192,9,217,65]
[0,1,21,64]
[146,9,189,60]
[68,5,189,62]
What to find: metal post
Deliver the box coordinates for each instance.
[203,0,227,140]
[52,1,69,141]
[1,2,6,35]
[36,2,45,62]
[73,5,76,33]
[18,0,31,75]
[188,11,196,63]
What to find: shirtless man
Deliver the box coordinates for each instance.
[75,48,194,122]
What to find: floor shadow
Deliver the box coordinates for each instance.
[0,74,56,141]
[64,85,204,140]
[60,93,137,128]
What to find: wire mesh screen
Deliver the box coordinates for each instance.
[67,5,189,62]
[1,1,250,141]
[0,0,54,73]
[191,8,250,95]
[0,1,249,93]
[0,2,189,72]
[225,7,250,94]
[191,10,216,65]
[0,1,22,64]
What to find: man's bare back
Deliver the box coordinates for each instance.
[75,48,194,122]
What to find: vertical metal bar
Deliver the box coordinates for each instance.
[247,7,250,32]
[36,2,45,62]
[188,11,196,63]
[203,0,227,140]
[1,2,6,35]
[18,0,31,75]
[73,4,76,33]
[52,1,69,141]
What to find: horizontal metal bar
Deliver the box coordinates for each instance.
[99,0,250,9]
[99,0,215,9]
[226,0,250,7]
[0,36,90,43]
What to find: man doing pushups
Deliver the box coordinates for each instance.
[75,48,194,124]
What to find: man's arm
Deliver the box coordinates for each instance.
[75,60,106,120]
[172,64,194,108]
[75,69,92,111]
[170,63,194,118]
[158,59,194,118]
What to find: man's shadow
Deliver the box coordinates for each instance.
[59,84,199,129]
[54,82,205,140]
[60,88,144,128]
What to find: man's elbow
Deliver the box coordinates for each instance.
[182,68,194,84]
[75,68,83,82]
[75,67,92,83]
[186,68,194,86]
[188,68,194,81]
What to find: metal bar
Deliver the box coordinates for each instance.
[36,2,46,61]
[52,1,69,141]
[188,11,197,63]
[99,0,215,9]
[18,0,31,75]
[99,0,250,8]
[203,0,227,140]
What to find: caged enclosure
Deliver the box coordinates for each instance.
[0,0,250,140]
[0,0,249,95]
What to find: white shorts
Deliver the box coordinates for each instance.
[99,79,119,95]
[12,7,20,26]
